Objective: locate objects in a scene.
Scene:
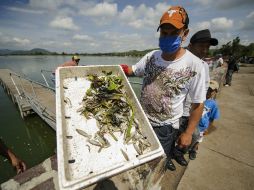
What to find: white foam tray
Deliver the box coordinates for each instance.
[55,65,164,190]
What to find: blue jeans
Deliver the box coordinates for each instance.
[153,124,178,158]
[179,116,200,152]
[225,69,234,85]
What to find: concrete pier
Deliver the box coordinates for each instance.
[178,65,254,190]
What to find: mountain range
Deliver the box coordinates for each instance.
[0,48,56,55]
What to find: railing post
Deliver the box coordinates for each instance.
[41,70,50,87]
[30,81,37,98]
[18,75,26,97]
[10,73,22,99]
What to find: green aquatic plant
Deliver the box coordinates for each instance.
[76,71,150,154]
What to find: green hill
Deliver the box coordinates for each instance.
[0,48,56,55]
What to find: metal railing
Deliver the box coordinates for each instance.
[9,72,56,128]
[10,72,55,97]
[41,69,54,88]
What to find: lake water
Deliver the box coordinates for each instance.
[0,55,143,183]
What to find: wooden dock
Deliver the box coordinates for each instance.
[0,69,56,130]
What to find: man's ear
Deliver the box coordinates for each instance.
[182,29,189,41]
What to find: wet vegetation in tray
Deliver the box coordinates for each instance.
[75,71,151,157]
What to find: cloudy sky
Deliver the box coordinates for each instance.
[0,0,253,53]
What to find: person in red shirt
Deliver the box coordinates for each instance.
[58,55,80,67]
[51,55,80,84]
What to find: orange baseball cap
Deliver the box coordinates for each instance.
[157,6,189,31]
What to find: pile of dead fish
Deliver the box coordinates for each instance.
[76,71,151,156]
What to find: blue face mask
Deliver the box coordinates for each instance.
[159,36,182,54]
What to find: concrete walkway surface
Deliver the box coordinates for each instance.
[177,65,254,190]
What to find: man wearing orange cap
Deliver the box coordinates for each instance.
[121,6,206,171]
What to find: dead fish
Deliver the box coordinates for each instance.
[88,139,101,147]
[76,129,92,139]
[76,106,85,113]
[139,138,151,148]
[109,131,118,141]
[98,147,103,153]
[86,145,91,152]
[124,132,136,144]
[95,133,110,148]
[133,143,142,155]
[134,118,139,126]
[64,97,72,107]
[120,148,129,161]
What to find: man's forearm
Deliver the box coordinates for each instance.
[186,103,204,135]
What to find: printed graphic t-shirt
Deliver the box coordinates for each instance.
[132,49,206,129]
[198,99,220,132]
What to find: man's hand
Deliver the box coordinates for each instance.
[8,150,27,174]
[177,131,192,148]
[120,64,129,75]
[12,157,26,174]
[179,102,203,148]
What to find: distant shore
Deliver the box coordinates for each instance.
[0,48,157,57]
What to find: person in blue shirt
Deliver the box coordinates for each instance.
[188,80,220,160]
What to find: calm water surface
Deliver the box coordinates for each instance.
[0,55,142,183]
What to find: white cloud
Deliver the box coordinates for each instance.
[89,42,99,47]
[128,19,143,29]
[211,17,234,32]
[78,2,118,26]
[247,11,254,19]
[119,5,135,21]
[50,16,79,30]
[63,42,72,46]
[5,6,44,14]
[80,2,117,17]
[239,11,254,31]
[98,31,155,51]
[196,21,211,30]
[195,17,233,33]
[13,37,30,45]
[119,2,170,30]
[73,34,93,41]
